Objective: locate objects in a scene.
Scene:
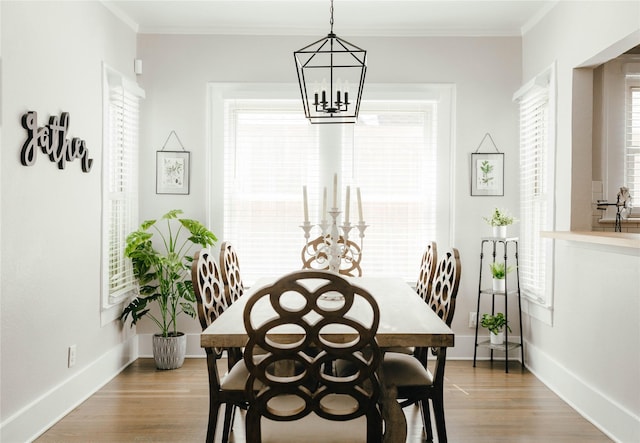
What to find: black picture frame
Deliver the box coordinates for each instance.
[471,152,504,196]
[156,151,190,195]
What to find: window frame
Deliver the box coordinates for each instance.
[207,83,454,284]
[625,73,640,206]
[100,63,145,325]
[513,63,557,325]
[601,54,640,218]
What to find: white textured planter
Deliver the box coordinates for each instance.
[490,331,504,345]
[492,278,506,292]
[493,225,507,238]
[152,333,187,370]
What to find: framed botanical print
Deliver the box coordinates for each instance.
[471,152,504,196]
[156,150,190,195]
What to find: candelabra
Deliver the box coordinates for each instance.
[301,207,367,275]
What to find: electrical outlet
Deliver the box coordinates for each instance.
[468,312,477,328]
[68,345,77,368]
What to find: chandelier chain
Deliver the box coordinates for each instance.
[329,0,334,34]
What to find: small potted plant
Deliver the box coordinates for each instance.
[483,208,516,237]
[481,312,512,345]
[489,261,513,292]
[121,209,217,369]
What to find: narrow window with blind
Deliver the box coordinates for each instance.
[513,65,556,322]
[101,64,145,322]
[625,75,640,206]
[217,85,453,283]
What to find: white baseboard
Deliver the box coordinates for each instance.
[0,337,138,443]
[525,340,640,443]
[447,333,523,361]
[136,333,521,361]
[137,332,206,358]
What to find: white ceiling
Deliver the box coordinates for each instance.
[102,0,557,37]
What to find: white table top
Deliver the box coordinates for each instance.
[200,275,454,349]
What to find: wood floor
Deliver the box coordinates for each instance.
[35,358,611,442]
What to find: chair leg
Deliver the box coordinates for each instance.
[206,401,221,443]
[432,394,447,443]
[222,404,234,443]
[420,399,433,442]
[245,409,262,443]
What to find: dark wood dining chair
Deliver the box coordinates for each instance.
[242,270,384,442]
[416,241,438,303]
[382,248,461,443]
[301,234,363,277]
[219,241,245,304]
[385,241,438,358]
[191,249,249,443]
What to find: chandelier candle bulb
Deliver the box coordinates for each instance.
[333,173,338,208]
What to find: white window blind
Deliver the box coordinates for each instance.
[347,103,437,277]
[102,65,145,313]
[223,100,320,281]
[222,97,444,283]
[514,66,555,312]
[625,78,640,202]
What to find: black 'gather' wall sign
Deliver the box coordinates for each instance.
[21,111,93,173]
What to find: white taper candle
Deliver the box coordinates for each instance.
[357,187,363,222]
[303,186,309,222]
[322,187,327,220]
[345,186,350,223]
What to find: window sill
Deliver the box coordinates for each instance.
[540,230,640,249]
[101,300,126,326]
[522,296,553,326]
[597,217,640,224]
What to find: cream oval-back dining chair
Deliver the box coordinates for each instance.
[243,270,384,443]
[382,248,461,443]
[192,249,250,443]
[301,234,363,277]
[219,241,245,304]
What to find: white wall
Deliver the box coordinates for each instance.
[3,1,637,442]
[135,33,523,359]
[522,2,640,441]
[0,2,138,441]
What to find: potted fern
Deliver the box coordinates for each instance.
[121,209,217,369]
[489,261,513,292]
[483,208,516,237]
[481,312,512,345]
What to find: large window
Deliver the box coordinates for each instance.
[513,65,556,322]
[600,54,640,217]
[101,64,145,322]
[212,84,453,284]
[625,75,640,202]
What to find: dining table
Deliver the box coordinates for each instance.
[200,274,455,442]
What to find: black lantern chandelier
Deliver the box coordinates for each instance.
[294,0,367,124]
